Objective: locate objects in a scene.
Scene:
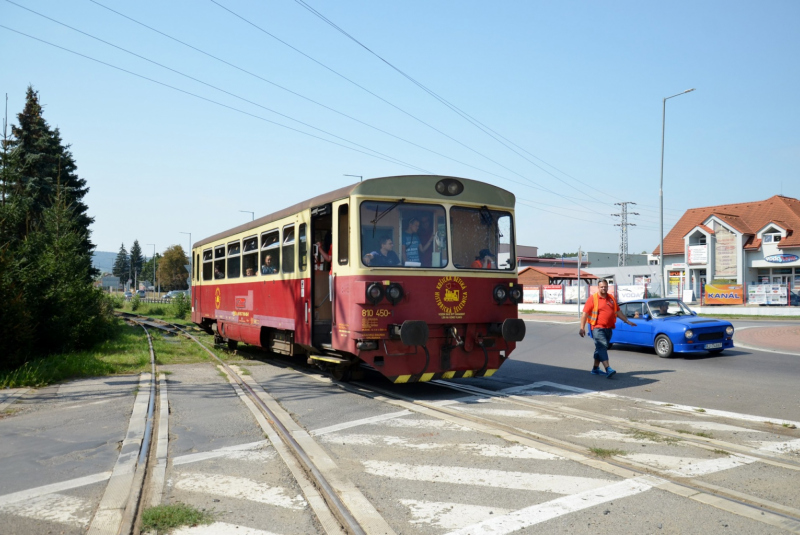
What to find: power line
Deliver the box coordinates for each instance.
[2,2,430,173]
[0,24,433,173]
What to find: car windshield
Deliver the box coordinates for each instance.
[450,206,514,270]
[359,201,447,268]
[647,299,691,317]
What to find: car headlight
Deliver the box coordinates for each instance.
[725,326,734,336]
[386,283,404,305]
[366,282,384,305]
[684,330,694,339]
[508,286,523,304]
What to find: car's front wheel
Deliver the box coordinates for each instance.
[654,335,673,358]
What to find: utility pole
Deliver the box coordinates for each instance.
[612,202,639,267]
[577,246,582,317]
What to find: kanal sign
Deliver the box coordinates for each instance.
[765,254,799,264]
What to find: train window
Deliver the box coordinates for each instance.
[227,241,241,278]
[298,224,308,271]
[282,225,295,273]
[338,205,349,265]
[202,249,213,281]
[450,207,515,271]
[359,201,447,268]
[195,253,199,281]
[214,245,225,279]
[242,236,258,277]
[260,229,280,275]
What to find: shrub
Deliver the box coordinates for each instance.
[131,294,141,311]
[108,294,125,309]
[171,293,191,320]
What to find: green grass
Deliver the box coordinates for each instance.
[694,408,706,413]
[693,431,713,438]
[627,430,681,445]
[713,449,730,456]
[589,447,626,458]
[141,503,214,533]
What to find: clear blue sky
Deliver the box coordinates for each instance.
[2,0,798,257]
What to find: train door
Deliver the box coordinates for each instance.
[310,204,333,346]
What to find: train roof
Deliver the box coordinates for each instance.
[194,175,515,249]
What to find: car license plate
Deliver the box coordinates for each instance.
[705,343,723,349]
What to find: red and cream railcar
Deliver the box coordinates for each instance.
[190,175,526,383]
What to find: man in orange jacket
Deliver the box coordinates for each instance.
[579,280,636,378]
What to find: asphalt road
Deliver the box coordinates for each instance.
[494,318,800,422]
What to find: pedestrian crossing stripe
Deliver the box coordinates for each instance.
[391,369,497,383]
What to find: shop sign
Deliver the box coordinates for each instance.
[764,254,799,264]
[671,263,687,269]
[542,285,563,304]
[618,285,646,301]
[688,245,708,265]
[704,284,744,305]
[522,285,540,304]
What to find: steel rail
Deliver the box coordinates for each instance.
[119,313,365,535]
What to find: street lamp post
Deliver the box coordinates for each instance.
[147,243,156,298]
[239,210,254,221]
[659,88,695,297]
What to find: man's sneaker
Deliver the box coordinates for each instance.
[590,368,604,375]
[606,367,617,378]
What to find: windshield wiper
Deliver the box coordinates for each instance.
[370,199,405,236]
[480,205,504,238]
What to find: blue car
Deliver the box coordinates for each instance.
[590,298,734,358]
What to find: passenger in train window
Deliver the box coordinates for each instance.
[471,249,495,269]
[245,268,255,277]
[363,236,400,267]
[314,232,332,272]
[261,255,276,274]
[418,215,434,267]
[214,266,224,279]
[402,218,434,265]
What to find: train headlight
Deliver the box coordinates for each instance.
[493,284,508,304]
[684,330,694,339]
[435,178,464,196]
[366,282,385,305]
[386,283,404,305]
[508,286,523,304]
[725,326,734,336]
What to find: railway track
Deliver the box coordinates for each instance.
[114,312,800,534]
[115,313,384,535]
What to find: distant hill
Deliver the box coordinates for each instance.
[92,251,117,274]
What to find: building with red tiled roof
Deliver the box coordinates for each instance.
[653,195,800,299]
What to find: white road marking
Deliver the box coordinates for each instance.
[504,380,800,428]
[376,417,473,431]
[445,476,657,535]
[0,493,92,525]
[175,473,306,510]
[400,499,512,529]
[625,453,757,477]
[0,472,112,507]
[320,434,561,459]
[363,460,614,494]
[172,522,281,535]
[647,420,764,433]
[451,407,560,420]
[458,443,563,460]
[754,438,800,454]
[310,410,412,436]
[575,430,661,443]
[172,440,274,465]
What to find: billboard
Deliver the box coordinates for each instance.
[688,245,708,265]
[704,284,744,305]
[715,226,737,277]
[618,285,646,301]
[523,285,540,304]
[542,285,563,304]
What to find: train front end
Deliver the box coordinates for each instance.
[333,176,526,383]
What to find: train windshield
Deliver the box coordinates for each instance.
[360,201,448,268]
[451,206,515,270]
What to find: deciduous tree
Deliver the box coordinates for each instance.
[157,245,189,291]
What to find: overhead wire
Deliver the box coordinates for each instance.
[4,1,429,173]
[208,0,614,220]
[290,0,691,219]
[0,24,431,173]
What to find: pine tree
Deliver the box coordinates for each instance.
[113,243,130,279]
[130,240,144,280]
[6,87,95,277]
